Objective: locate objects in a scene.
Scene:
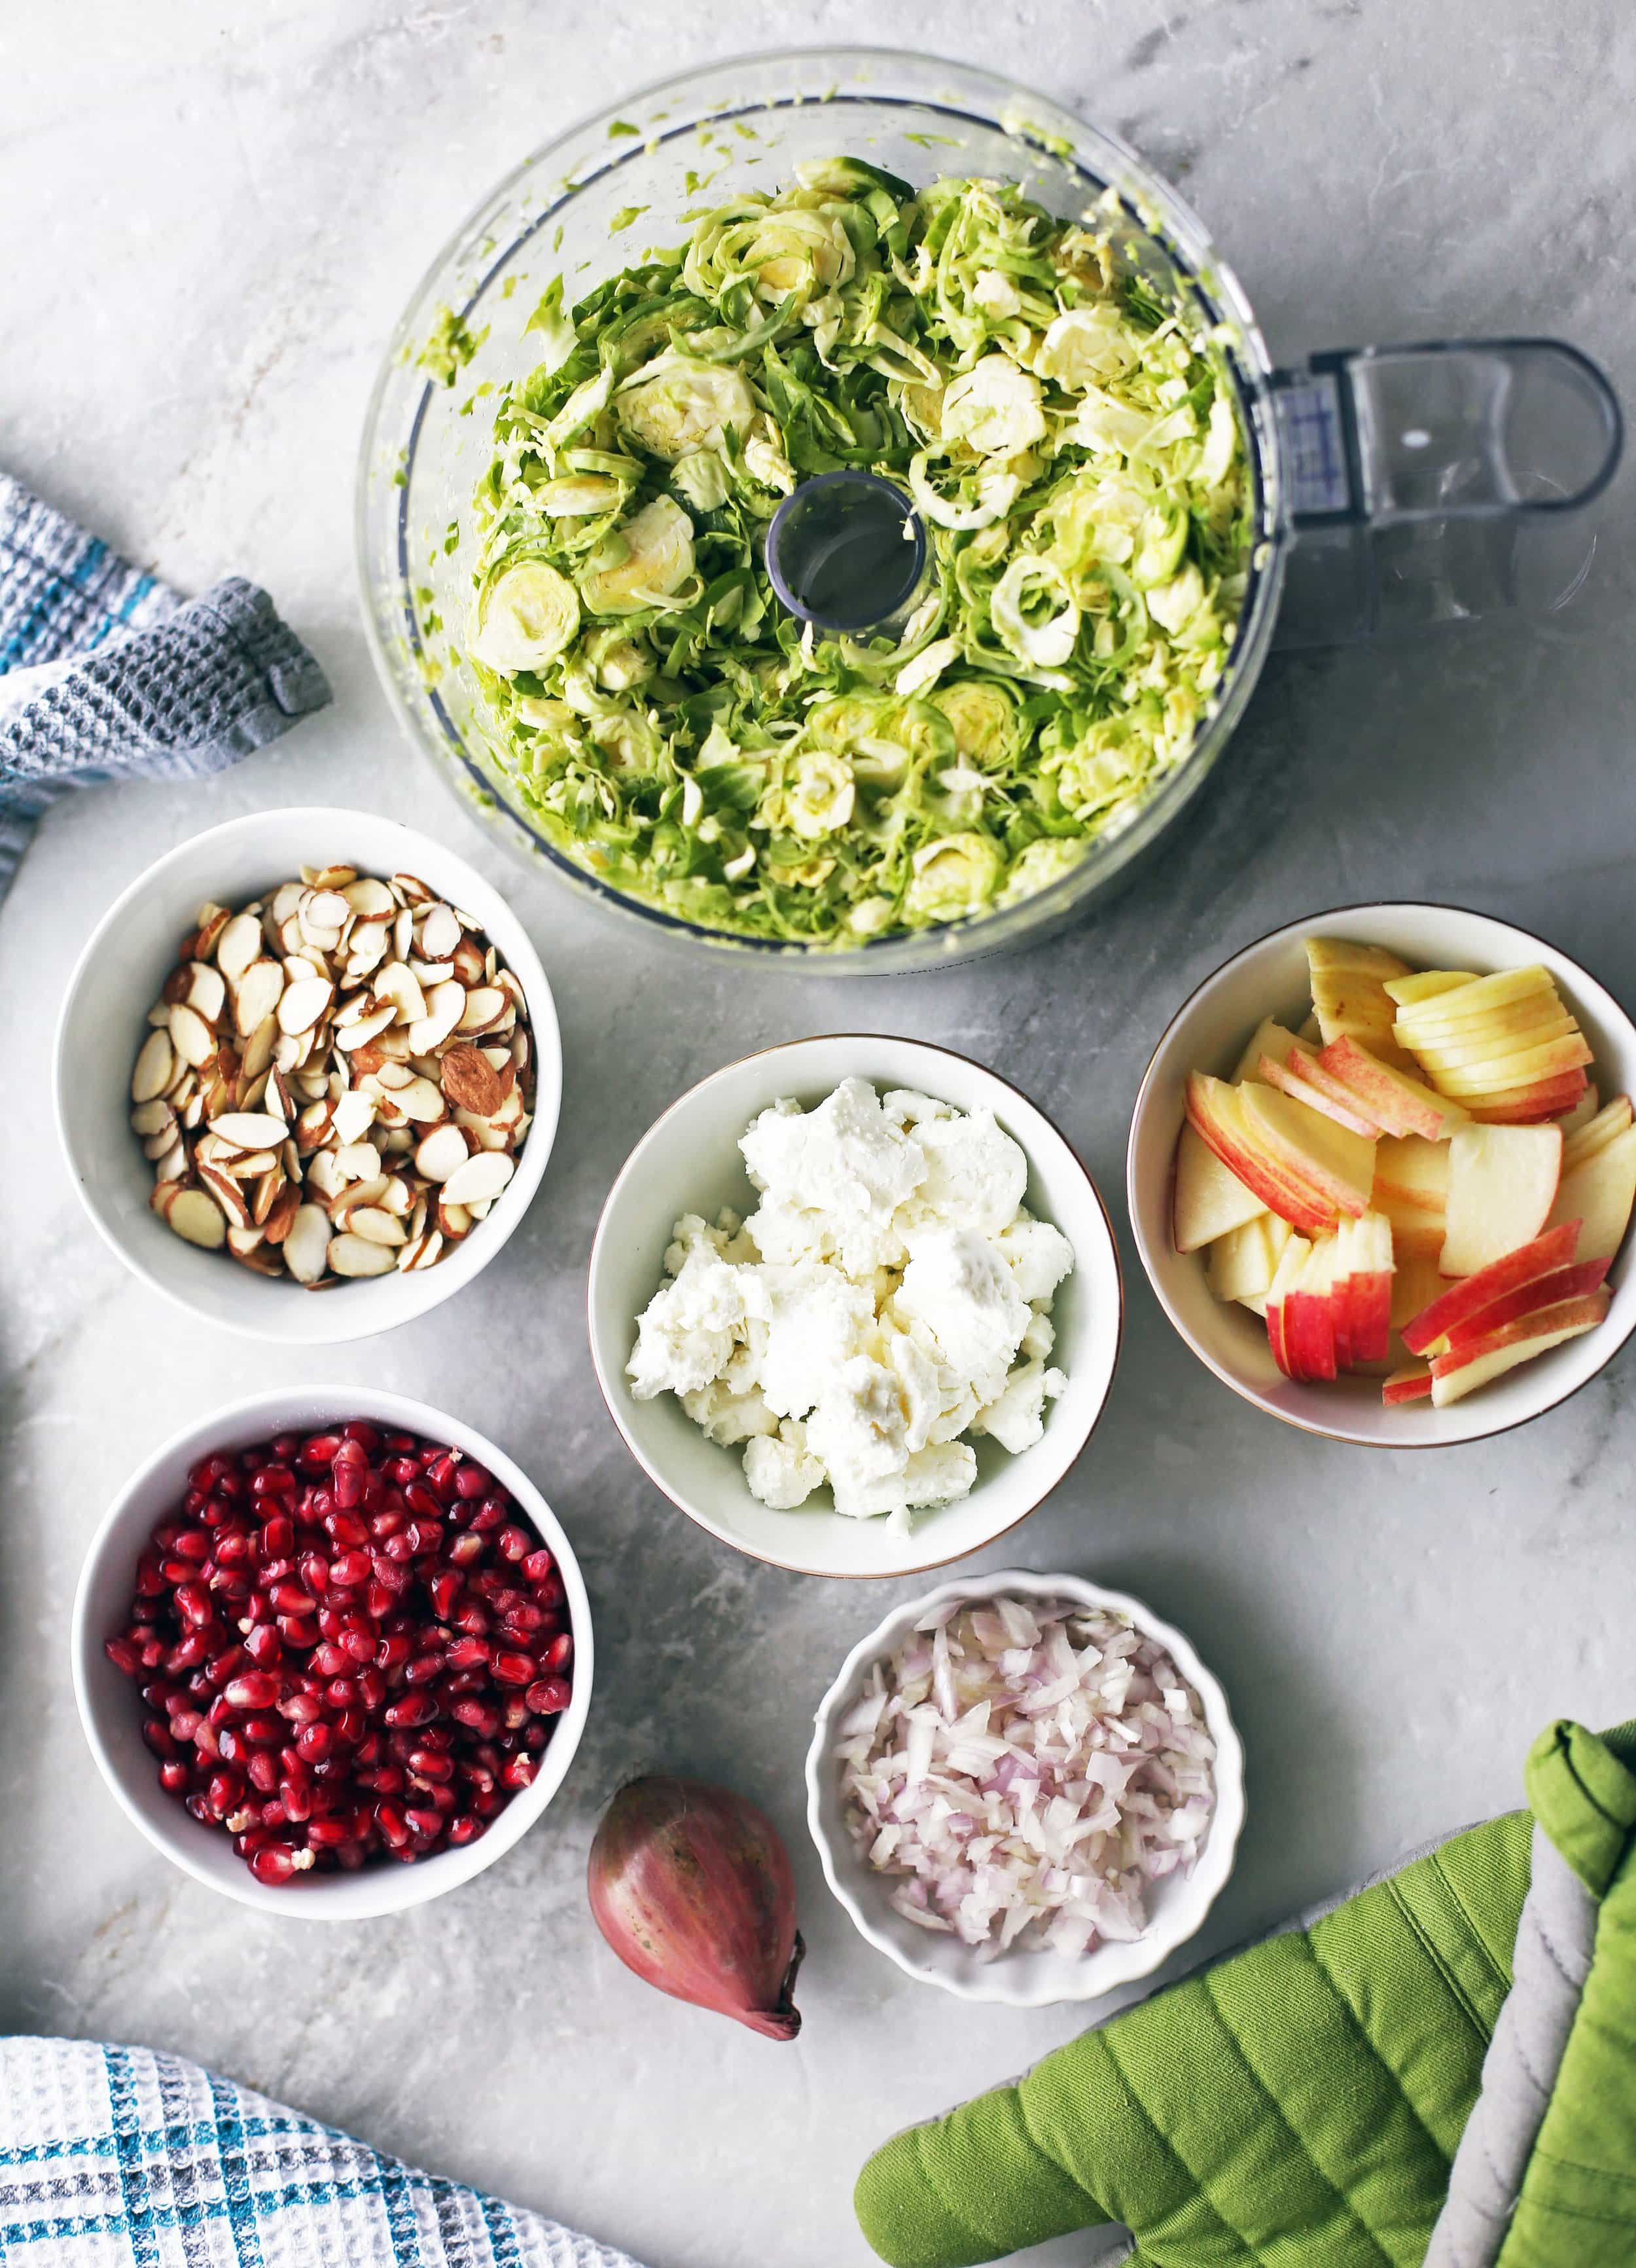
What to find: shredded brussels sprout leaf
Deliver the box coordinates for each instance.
[464,160,1253,946]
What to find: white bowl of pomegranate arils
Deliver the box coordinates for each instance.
[71,1387,593,1917]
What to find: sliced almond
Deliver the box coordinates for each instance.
[435,1197,472,1239]
[370,1061,416,1092]
[393,871,435,906]
[311,864,358,892]
[408,959,455,986]
[306,1148,346,1203]
[455,985,506,1035]
[166,1187,228,1250]
[332,1141,383,1184]
[397,1228,444,1272]
[345,919,392,976]
[465,1196,494,1221]
[168,1001,217,1068]
[132,1031,175,1104]
[378,1175,413,1216]
[419,902,463,961]
[143,1126,181,1161]
[185,961,226,1024]
[179,1090,206,1131]
[378,1125,414,1155]
[193,906,231,963]
[154,1138,190,1183]
[209,1111,288,1150]
[263,1182,300,1245]
[131,1098,175,1139]
[393,1075,446,1122]
[295,1098,337,1154]
[283,1203,332,1283]
[216,912,264,983]
[331,1090,377,1144]
[414,1124,469,1183]
[406,980,466,1056]
[302,888,353,938]
[240,1014,278,1083]
[224,1149,277,1180]
[271,881,305,926]
[336,1003,397,1053]
[278,976,334,1036]
[251,1166,285,1226]
[328,1231,396,1278]
[227,1224,266,1258]
[440,1150,515,1208]
[231,1241,285,1278]
[343,877,396,919]
[234,959,286,1037]
[376,961,427,1025]
[349,1206,408,1247]
[198,1163,252,1229]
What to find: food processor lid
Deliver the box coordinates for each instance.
[764,470,928,634]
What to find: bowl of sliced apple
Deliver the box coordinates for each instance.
[1128,904,1636,1445]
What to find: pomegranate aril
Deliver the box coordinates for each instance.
[300,1434,342,1468]
[243,1625,283,1669]
[158,1760,191,1795]
[105,1637,141,1676]
[248,1752,280,1794]
[525,1674,572,1716]
[451,1699,501,1739]
[404,1652,443,1687]
[260,1514,295,1557]
[310,1643,349,1678]
[249,1842,311,1886]
[407,1748,453,1782]
[277,1692,322,1726]
[326,1510,369,1550]
[384,1694,438,1728]
[142,1718,177,1758]
[276,1615,319,1650]
[330,1551,371,1588]
[222,1673,279,1710]
[491,1651,536,1688]
[448,1815,484,1846]
[541,1633,573,1674]
[294,1722,333,1763]
[500,1754,537,1791]
[446,1636,489,1670]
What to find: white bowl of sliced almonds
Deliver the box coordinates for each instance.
[56,809,561,1343]
[1128,904,1636,1445]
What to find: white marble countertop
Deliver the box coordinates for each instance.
[5,5,1636,2264]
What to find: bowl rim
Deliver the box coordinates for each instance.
[52,804,563,1347]
[1127,896,1636,1448]
[584,1033,1125,1578]
[804,1566,1247,2004]
[354,41,1287,974]
[70,1384,594,1919]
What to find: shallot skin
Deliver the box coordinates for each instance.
[588,1776,804,2041]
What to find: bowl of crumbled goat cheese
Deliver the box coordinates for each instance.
[586,1037,1122,1577]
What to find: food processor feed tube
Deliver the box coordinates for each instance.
[1271,341,1622,645]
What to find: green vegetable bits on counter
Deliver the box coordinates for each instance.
[463,157,1253,946]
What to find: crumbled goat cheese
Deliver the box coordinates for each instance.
[627,1078,1075,1525]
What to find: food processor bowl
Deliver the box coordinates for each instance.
[357,47,1286,972]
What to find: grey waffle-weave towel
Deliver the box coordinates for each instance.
[0,472,330,897]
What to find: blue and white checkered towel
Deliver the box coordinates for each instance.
[0,2038,650,2268]
[0,474,330,900]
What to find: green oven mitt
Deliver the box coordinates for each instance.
[855,1718,1636,2268]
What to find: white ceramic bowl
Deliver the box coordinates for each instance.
[586,1036,1122,1579]
[805,1568,1245,2004]
[71,1386,593,1919]
[54,807,561,1344]
[1128,901,1636,1446]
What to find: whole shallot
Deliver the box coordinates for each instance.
[587,1776,804,2040]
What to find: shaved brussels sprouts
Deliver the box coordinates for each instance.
[463,161,1252,946]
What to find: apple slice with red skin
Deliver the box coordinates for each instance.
[1237,1081,1376,1218]
[1429,1289,1611,1407]
[1234,1017,1301,1085]
[1440,1258,1612,1357]
[1258,1050,1379,1137]
[1317,1036,1468,1141]
[1328,1222,1357,1371]
[1467,1069,1588,1124]
[1343,1212,1395,1365]
[1400,1218,1580,1355]
[1264,1234,1315,1377]
[1285,1239,1340,1382]
[1382,1361,1434,1405]
[1186,1074,1337,1236]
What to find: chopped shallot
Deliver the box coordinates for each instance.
[835,1597,1216,1958]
